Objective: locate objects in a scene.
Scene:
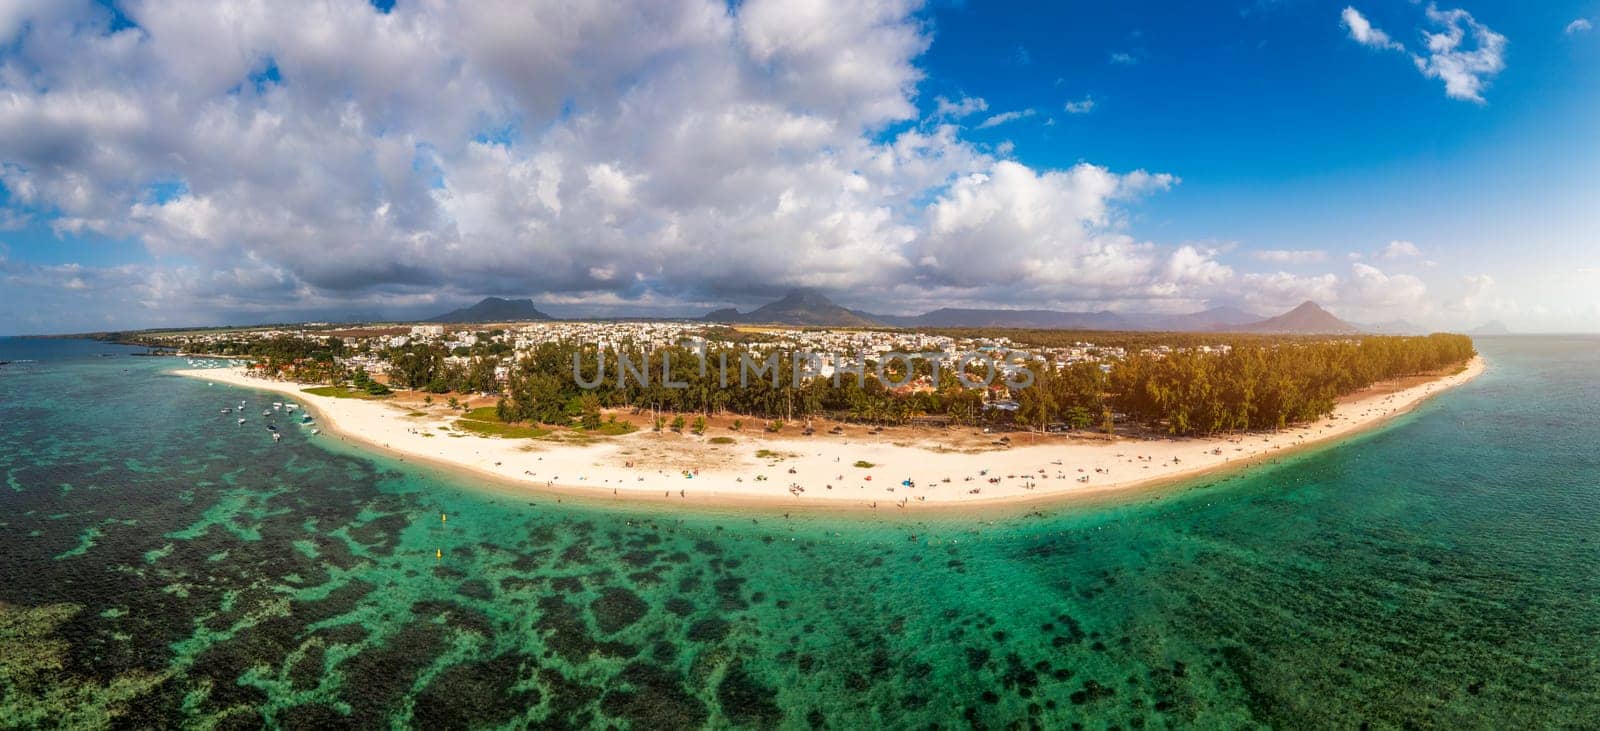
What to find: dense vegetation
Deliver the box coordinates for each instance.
[384,343,501,394]
[493,343,979,428]
[1103,334,1475,434]
[222,331,1475,436]
[492,334,1474,435]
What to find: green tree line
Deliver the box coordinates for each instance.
[490,334,1473,434]
[221,331,1475,436]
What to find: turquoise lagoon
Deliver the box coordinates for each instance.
[0,336,1596,728]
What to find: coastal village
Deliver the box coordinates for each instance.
[138,319,1207,406]
[140,316,1481,508]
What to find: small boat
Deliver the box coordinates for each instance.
[284,403,297,411]
[272,432,281,442]
[311,428,321,435]
[220,408,231,414]
[301,415,314,424]
[265,424,278,432]
[262,410,271,417]
[237,418,246,425]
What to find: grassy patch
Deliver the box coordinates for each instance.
[588,420,638,436]
[304,386,389,400]
[455,408,550,439]
[708,436,735,445]
[455,419,550,439]
[755,449,782,459]
[853,460,875,468]
[457,405,631,440]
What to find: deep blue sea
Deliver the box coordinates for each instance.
[0,336,1595,729]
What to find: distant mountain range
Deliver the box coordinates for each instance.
[704,290,1364,334]
[428,290,1374,335]
[428,297,551,323]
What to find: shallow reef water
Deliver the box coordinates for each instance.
[1,336,1597,728]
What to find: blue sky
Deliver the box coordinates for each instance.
[0,0,1596,334]
[917,0,1598,313]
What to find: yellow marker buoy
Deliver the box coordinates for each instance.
[441,513,447,523]
[436,548,442,560]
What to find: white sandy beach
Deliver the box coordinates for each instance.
[172,356,1483,512]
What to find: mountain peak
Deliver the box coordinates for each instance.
[1237,300,1358,334]
[703,289,876,327]
[428,297,551,323]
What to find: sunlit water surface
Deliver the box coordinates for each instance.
[1,336,1596,728]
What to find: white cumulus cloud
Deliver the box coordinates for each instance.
[0,0,1452,327]
[1341,5,1506,104]
[1380,240,1422,259]
[1342,7,1404,51]
[1412,5,1507,104]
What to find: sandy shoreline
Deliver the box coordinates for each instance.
[171,356,1484,513]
